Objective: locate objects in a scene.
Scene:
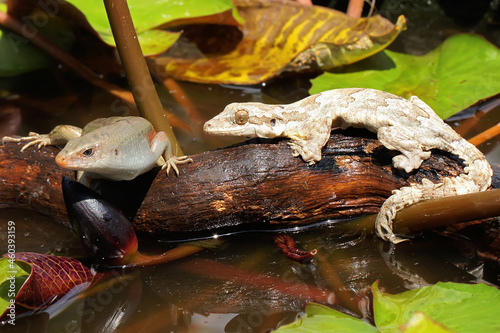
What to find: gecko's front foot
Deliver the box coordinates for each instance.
[162,155,194,176]
[2,132,52,152]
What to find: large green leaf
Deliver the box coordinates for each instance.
[0,4,75,76]
[276,282,500,332]
[65,0,242,56]
[396,312,455,333]
[276,303,378,332]
[373,281,500,333]
[310,34,500,119]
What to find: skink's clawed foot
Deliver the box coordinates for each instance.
[162,155,194,176]
[2,132,52,152]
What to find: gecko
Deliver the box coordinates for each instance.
[203,88,493,244]
[2,116,193,186]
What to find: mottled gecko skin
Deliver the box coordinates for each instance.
[2,117,192,185]
[204,88,492,243]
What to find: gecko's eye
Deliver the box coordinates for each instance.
[270,119,276,127]
[81,147,95,157]
[234,110,249,125]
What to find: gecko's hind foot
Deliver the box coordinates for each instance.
[392,151,431,174]
[162,155,194,176]
[2,133,52,152]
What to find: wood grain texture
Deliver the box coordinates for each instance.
[0,143,74,223]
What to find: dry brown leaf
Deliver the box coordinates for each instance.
[155,0,406,84]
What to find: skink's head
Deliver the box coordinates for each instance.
[204,102,287,138]
[55,138,102,171]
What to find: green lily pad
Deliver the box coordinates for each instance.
[65,0,242,56]
[310,34,500,119]
[276,282,500,332]
[373,281,500,333]
[276,303,378,332]
[0,5,75,76]
[400,312,455,333]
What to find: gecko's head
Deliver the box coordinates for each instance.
[55,137,104,171]
[204,102,287,138]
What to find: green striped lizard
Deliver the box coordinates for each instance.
[2,116,192,186]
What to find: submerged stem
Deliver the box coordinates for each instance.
[468,122,500,146]
[127,245,205,267]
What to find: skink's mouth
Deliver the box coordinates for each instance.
[55,154,67,167]
[55,154,78,169]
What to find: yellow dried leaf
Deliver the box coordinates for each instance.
[155,0,406,84]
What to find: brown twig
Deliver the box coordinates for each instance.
[127,245,204,267]
[316,252,363,316]
[162,77,205,125]
[103,0,183,155]
[179,258,336,304]
[453,97,499,137]
[346,0,365,18]
[468,122,500,146]
[367,0,376,17]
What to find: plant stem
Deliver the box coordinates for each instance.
[162,77,205,124]
[468,122,500,146]
[103,0,183,155]
[346,0,365,18]
[351,188,500,236]
[316,252,363,316]
[129,245,205,267]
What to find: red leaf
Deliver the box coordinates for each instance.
[7,252,101,309]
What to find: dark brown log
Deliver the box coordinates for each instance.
[133,129,471,237]
[0,129,494,238]
[0,144,74,223]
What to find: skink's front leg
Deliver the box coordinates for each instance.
[151,131,193,176]
[159,146,194,176]
[2,125,82,152]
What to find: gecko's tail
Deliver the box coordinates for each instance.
[375,138,492,244]
[450,137,492,191]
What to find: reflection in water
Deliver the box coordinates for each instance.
[10,223,481,332]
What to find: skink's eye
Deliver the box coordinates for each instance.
[234,110,249,125]
[82,147,94,157]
